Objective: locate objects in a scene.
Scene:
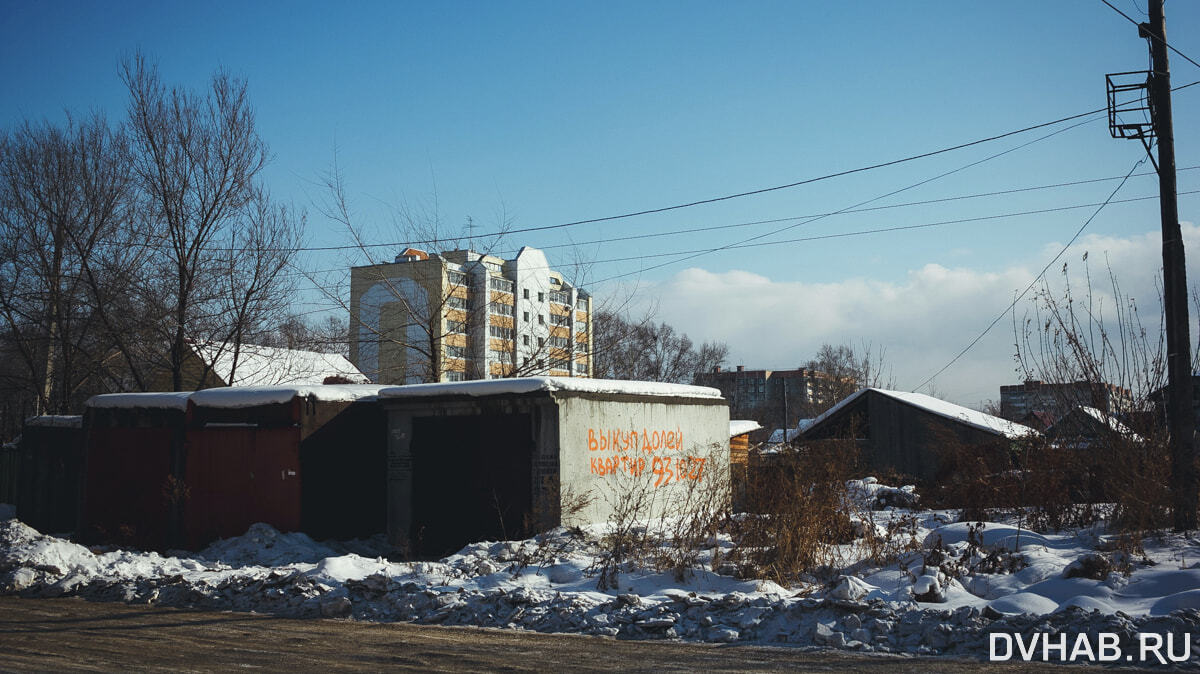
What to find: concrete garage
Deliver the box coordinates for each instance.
[379,378,729,557]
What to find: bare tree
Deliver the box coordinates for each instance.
[805,341,894,405]
[122,53,301,390]
[592,310,728,384]
[0,113,136,414]
[316,158,527,384]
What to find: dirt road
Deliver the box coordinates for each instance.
[0,596,1084,672]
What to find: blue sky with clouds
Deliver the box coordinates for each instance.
[3,1,1198,405]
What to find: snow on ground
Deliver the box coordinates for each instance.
[3,485,1200,664]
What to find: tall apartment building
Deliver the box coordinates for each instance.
[350,246,593,384]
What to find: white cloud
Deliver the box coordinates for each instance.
[637,223,1200,409]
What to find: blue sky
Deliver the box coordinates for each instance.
[3,1,1198,405]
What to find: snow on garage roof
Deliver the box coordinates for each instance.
[187,384,389,409]
[193,343,369,387]
[809,388,1036,439]
[729,420,762,437]
[87,386,388,411]
[86,392,194,411]
[24,415,83,428]
[380,377,723,400]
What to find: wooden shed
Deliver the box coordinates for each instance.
[801,388,1036,482]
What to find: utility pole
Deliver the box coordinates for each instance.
[1146,0,1195,530]
[1147,0,1195,530]
[1107,0,1195,530]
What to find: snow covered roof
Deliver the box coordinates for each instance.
[729,420,762,438]
[809,388,1036,439]
[86,386,388,411]
[380,377,723,400]
[193,343,369,387]
[24,415,83,428]
[188,385,389,409]
[1073,406,1143,441]
[768,419,815,444]
[86,392,194,411]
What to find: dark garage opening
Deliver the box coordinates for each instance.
[410,413,533,558]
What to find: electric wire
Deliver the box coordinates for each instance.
[912,156,1149,393]
[1100,0,1200,71]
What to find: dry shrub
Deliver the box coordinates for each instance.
[652,458,731,581]
[590,477,659,591]
[725,439,859,583]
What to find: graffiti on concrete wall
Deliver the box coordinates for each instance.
[587,426,707,487]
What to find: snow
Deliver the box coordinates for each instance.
[188,384,388,409]
[380,377,724,400]
[767,419,814,444]
[728,420,761,437]
[809,389,1037,439]
[3,480,1200,663]
[193,342,369,387]
[86,392,193,411]
[1076,406,1144,442]
[24,415,82,428]
[87,386,388,411]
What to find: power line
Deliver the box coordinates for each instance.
[520,166,1197,255]
[586,116,1103,285]
[912,156,1149,393]
[281,187,1197,283]
[1100,0,1200,71]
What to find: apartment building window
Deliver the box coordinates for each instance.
[523,311,529,322]
[577,333,589,348]
[537,292,544,302]
[445,371,466,382]
[445,345,468,359]
[537,337,545,347]
[550,336,570,348]
[447,319,468,334]
[491,302,514,316]
[551,358,570,371]
[538,314,545,325]
[575,362,588,374]
[489,325,514,340]
[447,270,469,287]
[549,290,570,305]
[576,297,588,310]
[523,288,529,299]
[550,313,570,327]
[522,335,530,346]
[446,295,470,311]
[490,348,513,364]
[489,276,515,293]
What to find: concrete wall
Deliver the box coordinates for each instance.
[554,394,730,527]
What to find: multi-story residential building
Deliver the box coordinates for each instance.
[694,365,848,425]
[349,246,593,384]
[998,379,1133,422]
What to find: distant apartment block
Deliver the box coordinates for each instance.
[999,379,1132,421]
[350,246,593,384]
[694,365,846,418]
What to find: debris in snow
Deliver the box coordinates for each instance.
[846,477,920,510]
